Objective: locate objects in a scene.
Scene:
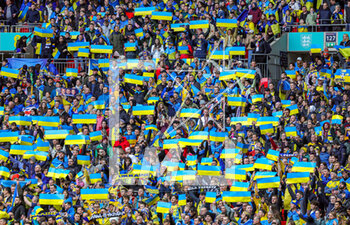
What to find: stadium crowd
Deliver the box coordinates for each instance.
[0,0,350,225]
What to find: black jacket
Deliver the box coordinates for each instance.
[26,9,40,23]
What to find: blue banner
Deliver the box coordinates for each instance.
[0,33,31,51]
[7,58,48,70]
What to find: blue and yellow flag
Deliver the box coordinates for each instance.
[38,116,60,127]
[310,44,322,53]
[219,70,236,80]
[225,168,246,180]
[254,171,277,180]
[266,149,280,161]
[0,132,19,142]
[200,157,213,166]
[332,115,343,124]
[0,166,10,178]
[230,181,249,191]
[124,74,144,85]
[226,46,245,55]
[254,157,274,171]
[179,108,201,118]
[171,23,189,32]
[66,68,78,77]
[220,148,240,159]
[65,135,90,145]
[68,42,89,51]
[285,126,297,137]
[90,45,113,54]
[256,117,279,126]
[251,94,263,104]
[81,188,108,200]
[179,139,203,147]
[90,131,103,141]
[211,50,229,60]
[9,116,32,126]
[124,42,137,52]
[235,69,256,79]
[205,192,216,203]
[186,155,197,166]
[0,67,19,79]
[72,114,97,124]
[260,124,274,135]
[197,165,221,176]
[135,28,144,38]
[188,131,208,140]
[163,139,180,149]
[222,191,251,202]
[93,100,105,110]
[78,48,90,57]
[189,20,209,29]
[236,142,249,153]
[285,70,296,80]
[286,104,299,115]
[151,11,172,21]
[134,7,155,16]
[90,173,102,184]
[44,129,69,140]
[209,132,228,142]
[216,19,238,28]
[10,145,34,155]
[77,155,90,165]
[256,176,280,189]
[227,96,246,107]
[0,150,9,161]
[39,194,64,205]
[132,105,155,116]
[147,97,159,104]
[34,27,53,38]
[156,202,171,213]
[292,162,316,173]
[178,194,186,206]
[286,172,310,184]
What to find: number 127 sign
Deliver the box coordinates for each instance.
[325,33,337,47]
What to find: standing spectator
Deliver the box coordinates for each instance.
[248,2,262,25]
[306,7,317,31]
[4,0,18,26]
[26,4,40,23]
[319,2,332,31]
[345,1,350,31]
[109,26,125,56]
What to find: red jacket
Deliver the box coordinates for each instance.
[114,136,130,150]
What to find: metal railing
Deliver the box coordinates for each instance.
[51,58,90,75]
[252,53,282,81]
[283,21,347,33]
[0,22,42,33]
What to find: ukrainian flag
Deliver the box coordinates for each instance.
[19,135,34,146]
[286,104,299,115]
[236,142,249,153]
[171,23,189,32]
[188,131,209,140]
[90,45,113,54]
[38,116,60,127]
[222,191,251,202]
[285,70,296,80]
[78,48,90,57]
[134,7,155,16]
[205,192,216,203]
[52,47,60,59]
[182,170,196,180]
[190,20,209,29]
[147,97,159,104]
[230,181,249,191]
[211,50,229,60]
[247,113,260,123]
[156,202,171,213]
[281,100,291,108]
[266,149,280,161]
[34,27,53,38]
[180,138,203,148]
[314,126,322,136]
[145,124,158,132]
[144,195,160,206]
[225,168,246,180]
[9,116,32,126]
[256,176,280,189]
[178,194,187,206]
[68,42,89,51]
[69,31,80,39]
[235,69,256,79]
[340,47,350,59]
[286,172,310,184]
[216,19,238,28]
[220,148,240,159]
[292,162,316,173]
[0,166,10,178]
[197,165,221,176]
[272,111,283,118]
[90,131,103,141]
[124,74,144,85]
[210,132,228,142]
[201,157,213,165]
[178,46,189,54]
[226,46,245,55]
[256,117,279,126]
[81,188,108,200]
[23,151,48,161]
[230,117,249,126]
[90,173,102,184]
[163,139,179,149]
[254,157,274,171]
[93,100,105,110]
[37,139,50,151]
[145,185,159,194]
[77,155,90,165]
[0,132,19,142]
[320,69,332,79]
[65,135,90,145]
[186,155,197,166]
[39,194,64,205]
[0,107,4,115]
[285,126,297,137]
[162,161,181,172]
[219,70,236,80]
[254,171,277,180]
[260,124,274,135]
[0,67,19,79]
[180,108,201,118]
[334,69,350,82]
[44,130,69,140]
[151,11,172,21]
[47,168,70,179]
[227,96,246,107]
[135,28,144,38]
[35,43,42,55]
[251,94,263,104]
[143,72,154,78]
[125,135,136,144]
[125,42,137,52]
[72,114,97,124]
[66,68,78,77]
[0,149,9,161]
[132,105,155,116]
[332,115,343,124]
[310,44,322,53]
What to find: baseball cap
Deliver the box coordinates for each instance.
[297,57,302,61]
